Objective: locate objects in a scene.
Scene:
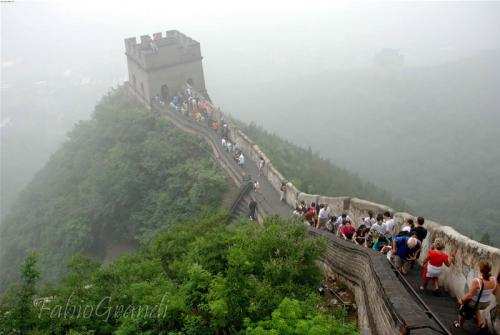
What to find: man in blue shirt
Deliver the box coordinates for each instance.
[391,236,419,275]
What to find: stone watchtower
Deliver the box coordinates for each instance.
[124,30,207,105]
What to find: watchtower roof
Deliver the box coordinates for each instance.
[125,30,199,52]
[125,30,201,71]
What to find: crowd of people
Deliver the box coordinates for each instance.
[160,84,498,333]
[292,200,498,332]
[155,85,247,167]
[153,86,217,126]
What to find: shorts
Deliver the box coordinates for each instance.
[426,264,442,278]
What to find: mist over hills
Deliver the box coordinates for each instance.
[215,50,500,246]
[0,90,228,290]
[2,2,499,248]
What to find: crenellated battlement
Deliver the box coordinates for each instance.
[125,30,201,71]
[124,30,206,107]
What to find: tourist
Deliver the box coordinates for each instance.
[169,101,177,113]
[409,216,427,262]
[420,238,453,293]
[221,137,227,149]
[233,142,240,154]
[238,153,245,166]
[362,210,376,228]
[172,95,180,107]
[335,213,351,227]
[221,123,229,139]
[293,204,304,217]
[249,199,257,221]
[454,261,498,330]
[293,200,306,216]
[253,180,260,193]
[299,200,307,212]
[150,41,159,53]
[390,236,420,274]
[326,216,337,233]
[258,156,265,176]
[280,182,287,202]
[333,213,349,236]
[316,204,330,229]
[304,203,317,226]
[383,211,396,237]
[353,224,369,246]
[211,120,219,132]
[397,218,414,237]
[369,213,386,237]
[372,235,390,252]
[340,220,356,240]
[411,216,427,242]
[234,149,241,163]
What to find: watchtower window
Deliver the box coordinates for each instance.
[187,78,194,87]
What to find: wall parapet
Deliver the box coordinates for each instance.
[134,83,499,333]
[311,228,437,334]
[222,113,499,302]
[196,94,498,333]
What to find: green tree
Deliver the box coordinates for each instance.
[245,298,357,335]
[2,214,356,334]
[241,123,408,211]
[0,253,40,334]
[0,87,227,290]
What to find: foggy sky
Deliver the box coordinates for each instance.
[3,1,500,91]
[2,1,500,227]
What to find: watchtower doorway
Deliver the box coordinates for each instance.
[161,84,170,102]
[187,78,194,87]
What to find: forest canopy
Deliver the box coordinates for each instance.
[0,214,358,334]
[0,88,228,291]
[241,123,408,211]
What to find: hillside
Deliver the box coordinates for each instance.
[242,123,408,211]
[218,51,500,246]
[0,88,228,290]
[0,214,357,334]
[0,86,365,333]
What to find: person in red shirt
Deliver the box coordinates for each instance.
[420,238,454,293]
[304,203,317,226]
[340,220,356,240]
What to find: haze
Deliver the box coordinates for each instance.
[2,1,500,244]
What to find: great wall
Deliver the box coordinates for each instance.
[124,30,499,335]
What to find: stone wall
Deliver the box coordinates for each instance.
[213,105,500,334]
[312,228,436,334]
[394,212,500,299]
[137,86,499,334]
[224,113,499,302]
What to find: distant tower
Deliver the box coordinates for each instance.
[124,30,207,105]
